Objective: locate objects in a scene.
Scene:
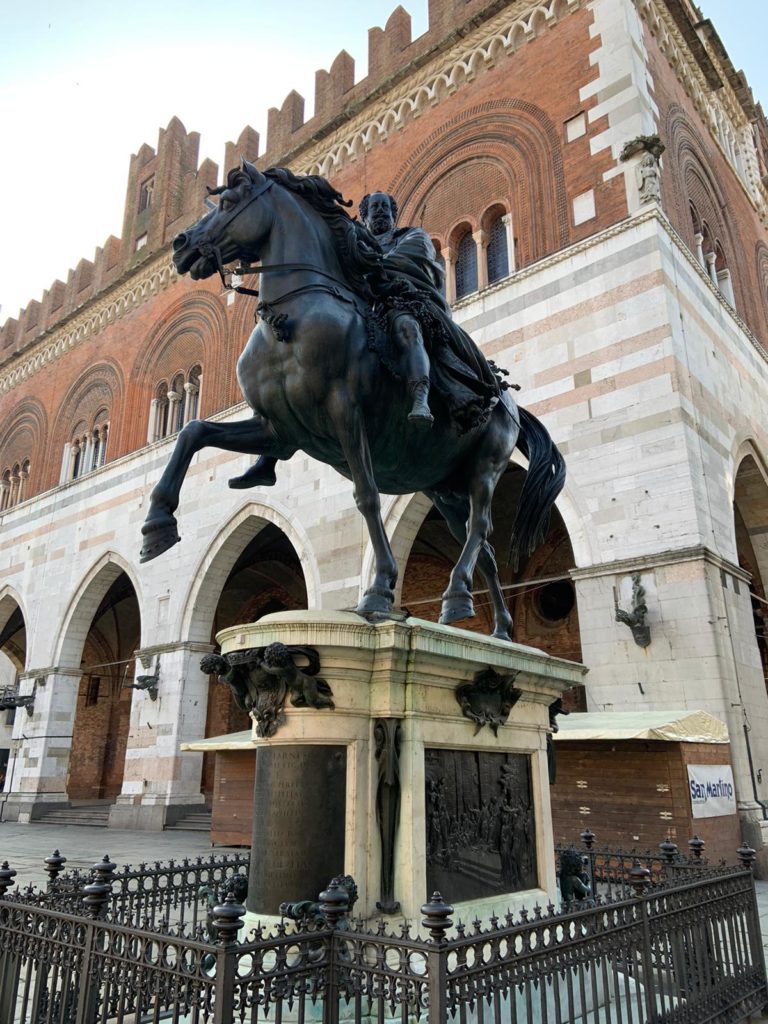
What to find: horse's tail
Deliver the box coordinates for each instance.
[508,406,566,569]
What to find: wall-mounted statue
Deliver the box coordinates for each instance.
[142,164,565,642]
[620,135,665,206]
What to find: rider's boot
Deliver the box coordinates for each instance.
[407,377,434,426]
[229,455,278,489]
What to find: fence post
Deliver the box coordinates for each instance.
[74,856,116,1024]
[212,891,246,1024]
[580,828,596,893]
[43,849,67,889]
[320,877,351,1024]
[422,892,453,1024]
[629,862,658,1023]
[0,862,19,1023]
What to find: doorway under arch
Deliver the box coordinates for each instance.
[400,465,584,709]
[734,453,768,690]
[201,521,309,799]
[66,570,141,802]
[0,592,27,795]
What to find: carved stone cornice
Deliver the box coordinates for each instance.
[299,0,582,178]
[634,0,768,219]
[0,255,177,396]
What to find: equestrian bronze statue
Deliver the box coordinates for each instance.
[140,161,565,641]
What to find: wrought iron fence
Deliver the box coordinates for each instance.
[554,829,727,899]
[19,848,250,932]
[1,855,765,1023]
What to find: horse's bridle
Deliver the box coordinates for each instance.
[195,176,359,306]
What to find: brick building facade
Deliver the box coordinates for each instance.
[1,0,767,861]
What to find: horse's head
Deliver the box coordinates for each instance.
[172,160,273,280]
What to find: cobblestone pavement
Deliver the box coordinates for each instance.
[0,820,243,886]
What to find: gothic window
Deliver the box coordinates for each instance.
[486,214,510,284]
[0,470,11,511]
[64,415,110,483]
[139,178,154,213]
[689,203,734,308]
[148,366,202,443]
[455,230,478,299]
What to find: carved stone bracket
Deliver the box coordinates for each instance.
[200,642,334,738]
[455,667,521,735]
[374,718,402,914]
[615,573,651,647]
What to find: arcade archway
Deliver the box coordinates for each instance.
[0,592,27,795]
[66,570,140,802]
[401,465,584,709]
[201,521,309,798]
[734,453,768,689]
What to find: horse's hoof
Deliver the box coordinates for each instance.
[357,589,394,615]
[408,410,434,427]
[491,627,513,642]
[140,515,180,563]
[228,466,277,489]
[439,592,475,625]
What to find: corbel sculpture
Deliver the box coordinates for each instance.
[201,642,334,738]
[456,667,521,735]
[615,573,651,647]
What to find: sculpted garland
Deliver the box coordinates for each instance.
[140,162,565,641]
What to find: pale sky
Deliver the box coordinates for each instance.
[0,0,765,326]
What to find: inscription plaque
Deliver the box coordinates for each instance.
[425,749,536,902]
[247,745,346,915]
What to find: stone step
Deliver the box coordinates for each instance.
[165,811,212,832]
[33,806,112,828]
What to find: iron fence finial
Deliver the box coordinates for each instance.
[421,891,454,941]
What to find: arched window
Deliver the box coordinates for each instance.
[0,470,11,512]
[486,214,510,284]
[148,366,203,443]
[455,230,478,299]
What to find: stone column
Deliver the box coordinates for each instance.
[694,232,705,269]
[109,642,213,831]
[474,229,489,291]
[183,382,199,425]
[166,391,182,435]
[147,399,160,443]
[82,431,95,475]
[58,442,71,484]
[503,213,516,273]
[705,251,718,287]
[0,477,10,511]
[444,247,456,305]
[0,669,81,822]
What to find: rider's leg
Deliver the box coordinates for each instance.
[393,314,433,425]
[229,455,278,489]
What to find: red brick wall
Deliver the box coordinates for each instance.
[551,740,742,866]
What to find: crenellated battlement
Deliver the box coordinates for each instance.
[0,0,527,362]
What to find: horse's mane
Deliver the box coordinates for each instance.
[263,166,383,298]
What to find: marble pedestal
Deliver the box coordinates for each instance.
[216,611,586,927]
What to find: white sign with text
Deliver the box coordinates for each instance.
[687,764,737,819]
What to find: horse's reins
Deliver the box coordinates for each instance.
[198,176,361,308]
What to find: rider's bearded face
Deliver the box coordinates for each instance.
[366,193,394,236]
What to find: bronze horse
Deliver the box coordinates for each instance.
[140,162,565,640]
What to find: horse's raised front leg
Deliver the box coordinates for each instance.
[426,490,513,641]
[140,417,281,563]
[329,397,398,615]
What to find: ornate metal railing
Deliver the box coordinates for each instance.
[555,829,721,899]
[1,855,765,1023]
[25,848,250,932]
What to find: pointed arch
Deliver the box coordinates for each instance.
[180,498,320,643]
[54,552,144,668]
